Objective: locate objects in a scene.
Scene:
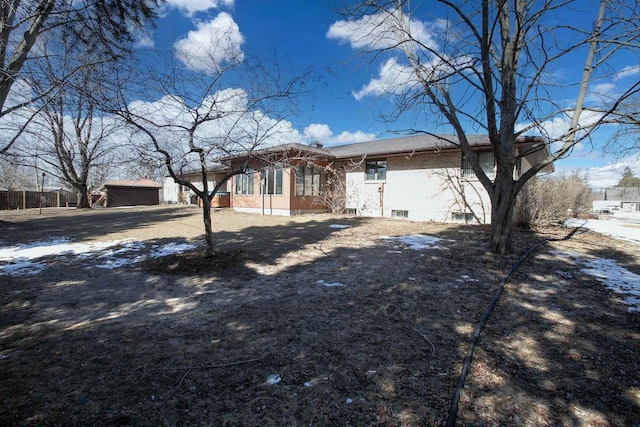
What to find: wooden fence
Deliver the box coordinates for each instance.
[0,190,78,210]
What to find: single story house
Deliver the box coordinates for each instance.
[161,134,553,223]
[593,187,640,214]
[177,134,550,223]
[94,179,162,207]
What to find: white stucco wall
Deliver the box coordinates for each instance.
[163,177,224,204]
[163,177,180,203]
[341,153,492,223]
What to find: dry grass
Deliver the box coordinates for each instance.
[0,205,638,426]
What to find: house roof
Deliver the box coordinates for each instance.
[169,163,231,178]
[217,142,333,163]
[326,134,483,159]
[208,134,553,173]
[103,179,162,189]
[325,134,548,159]
[605,187,640,201]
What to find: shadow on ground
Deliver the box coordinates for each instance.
[0,210,638,426]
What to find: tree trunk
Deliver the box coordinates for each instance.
[77,184,90,208]
[489,171,516,255]
[201,196,216,257]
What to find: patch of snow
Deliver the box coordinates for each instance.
[565,218,640,246]
[304,381,313,387]
[551,250,640,312]
[97,241,146,258]
[580,257,640,312]
[316,279,346,287]
[345,398,353,404]
[380,234,447,250]
[266,374,281,385]
[149,242,197,258]
[329,224,351,229]
[456,275,479,283]
[0,238,127,261]
[0,259,46,276]
[0,238,198,276]
[95,257,141,270]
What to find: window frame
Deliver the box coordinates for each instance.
[295,165,325,197]
[260,168,283,195]
[365,159,387,181]
[391,209,409,219]
[462,151,495,179]
[234,168,254,195]
[452,212,474,223]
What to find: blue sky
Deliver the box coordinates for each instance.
[136,0,639,190]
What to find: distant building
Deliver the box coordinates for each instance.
[93,179,162,207]
[593,187,640,214]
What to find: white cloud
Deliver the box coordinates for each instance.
[127,89,301,157]
[303,123,333,142]
[616,65,640,80]
[333,130,376,144]
[585,82,618,104]
[174,12,244,74]
[353,57,416,101]
[303,123,375,146]
[582,156,640,190]
[516,109,606,152]
[165,0,235,16]
[327,9,439,51]
[134,31,155,49]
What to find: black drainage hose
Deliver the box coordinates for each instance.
[445,226,582,427]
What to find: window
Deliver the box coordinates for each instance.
[392,210,409,218]
[462,151,495,179]
[261,168,283,195]
[452,212,474,223]
[365,160,386,181]
[235,169,254,195]
[295,165,325,196]
[345,208,357,215]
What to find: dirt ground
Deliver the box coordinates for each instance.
[0,205,639,426]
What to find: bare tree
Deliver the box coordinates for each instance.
[24,39,122,208]
[0,155,31,190]
[608,94,640,155]
[332,0,640,253]
[114,49,311,256]
[0,0,161,155]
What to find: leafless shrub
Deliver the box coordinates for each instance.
[513,173,593,227]
[316,165,347,214]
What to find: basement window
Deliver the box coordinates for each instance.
[392,210,409,219]
[452,212,474,223]
[345,208,357,215]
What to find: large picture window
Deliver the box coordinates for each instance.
[365,160,386,181]
[261,168,283,195]
[295,165,324,196]
[462,151,495,179]
[235,169,254,195]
